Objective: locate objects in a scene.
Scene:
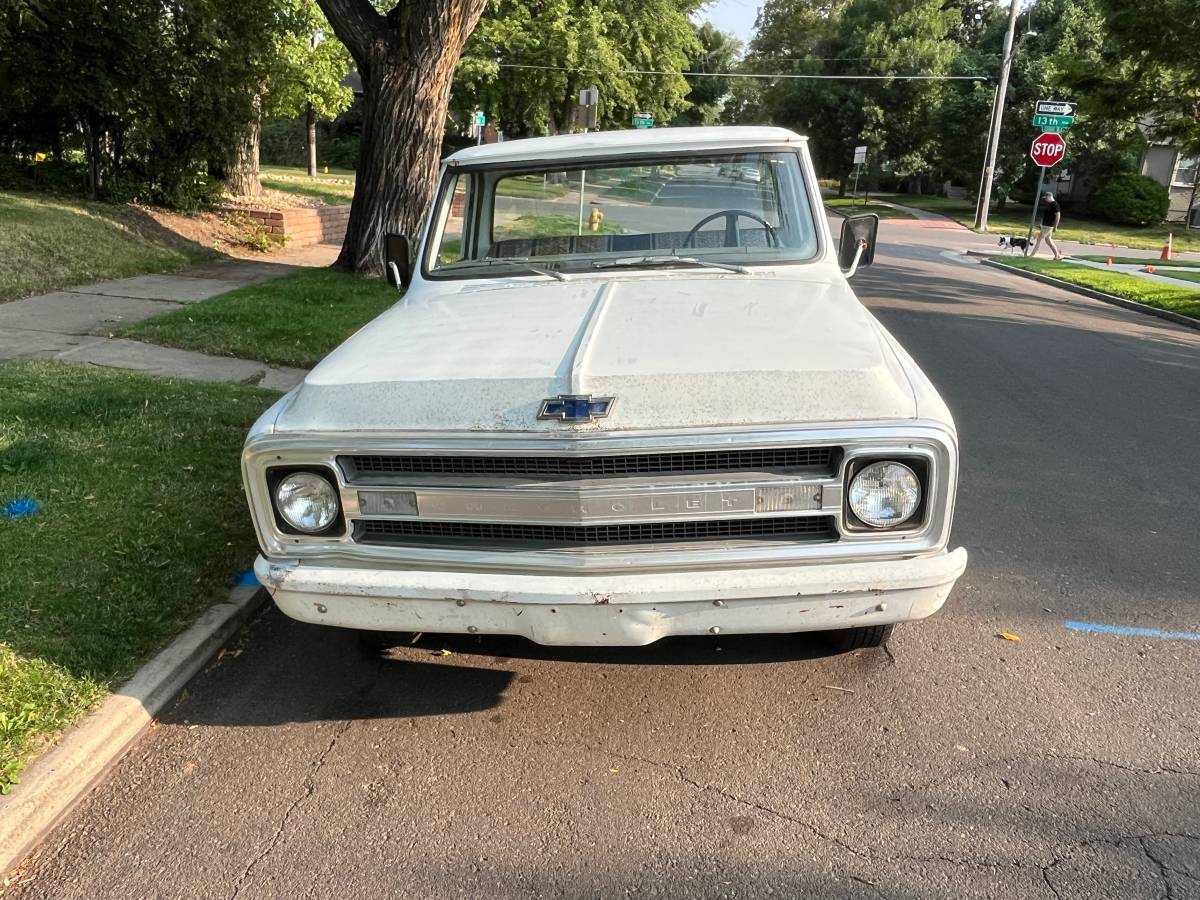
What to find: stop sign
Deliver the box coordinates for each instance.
[1030,132,1067,167]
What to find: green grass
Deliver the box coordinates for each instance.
[991,257,1200,320]
[1157,269,1200,286]
[1074,254,1200,268]
[121,268,398,368]
[496,175,568,199]
[258,165,355,206]
[495,213,622,240]
[824,199,916,220]
[0,191,214,302]
[881,193,1200,253]
[0,360,277,790]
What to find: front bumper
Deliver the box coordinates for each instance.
[254,548,967,646]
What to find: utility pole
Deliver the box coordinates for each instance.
[973,0,1021,232]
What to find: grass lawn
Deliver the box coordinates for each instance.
[0,360,276,790]
[991,257,1200,320]
[258,165,355,206]
[0,191,214,302]
[121,268,398,368]
[883,194,1200,253]
[1074,254,1200,268]
[1156,269,1200,286]
[824,199,916,219]
[496,213,623,239]
[496,175,568,200]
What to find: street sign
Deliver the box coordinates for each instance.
[579,87,599,107]
[853,145,867,165]
[632,111,654,128]
[1032,113,1073,132]
[472,110,486,126]
[1030,132,1067,167]
[1036,99,1077,117]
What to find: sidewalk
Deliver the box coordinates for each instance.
[0,246,335,389]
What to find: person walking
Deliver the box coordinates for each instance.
[1030,190,1064,260]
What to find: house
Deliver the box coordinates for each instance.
[1139,142,1199,226]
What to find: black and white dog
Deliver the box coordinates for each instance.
[998,235,1030,254]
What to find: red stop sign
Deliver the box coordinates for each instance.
[1030,132,1066,167]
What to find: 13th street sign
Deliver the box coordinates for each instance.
[1030,132,1067,167]
[1032,113,1073,132]
[1036,100,1077,117]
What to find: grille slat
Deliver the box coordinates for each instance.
[356,516,836,550]
[342,447,836,480]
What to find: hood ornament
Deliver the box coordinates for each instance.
[537,394,615,423]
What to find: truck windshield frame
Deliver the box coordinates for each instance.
[421,148,823,281]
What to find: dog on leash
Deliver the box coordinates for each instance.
[998,235,1030,254]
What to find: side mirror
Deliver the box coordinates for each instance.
[384,233,412,290]
[838,214,879,276]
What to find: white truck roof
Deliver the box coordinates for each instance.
[445,125,807,167]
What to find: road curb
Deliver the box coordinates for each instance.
[0,582,268,878]
[981,258,1200,332]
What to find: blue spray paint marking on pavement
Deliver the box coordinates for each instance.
[237,569,259,586]
[1065,620,1200,642]
[2,497,40,519]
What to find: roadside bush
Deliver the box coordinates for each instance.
[1089,173,1170,226]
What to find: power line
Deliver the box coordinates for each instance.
[493,62,988,81]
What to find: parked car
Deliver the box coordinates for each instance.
[243,126,966,650]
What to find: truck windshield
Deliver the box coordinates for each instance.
[427,150,819,276]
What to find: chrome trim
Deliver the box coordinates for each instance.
[536,394,615,423]
[242,421,957,575]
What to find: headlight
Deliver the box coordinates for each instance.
[274,472,340,533]
[848,461,921,528]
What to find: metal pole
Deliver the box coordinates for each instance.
[1026,166,1046,251]
[974,0,1021,232]
[577,169,587,236]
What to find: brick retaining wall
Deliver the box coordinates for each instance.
[237,205,351,247]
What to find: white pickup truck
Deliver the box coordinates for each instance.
[243,126,966,650]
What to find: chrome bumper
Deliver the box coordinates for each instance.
[255,547,967,646]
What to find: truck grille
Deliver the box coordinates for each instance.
[340,447,838,480]
[355,516,837,550]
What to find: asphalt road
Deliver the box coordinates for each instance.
[9,222,1200,900]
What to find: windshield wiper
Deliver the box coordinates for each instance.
[458,257,569,281]
[592,254,749,275]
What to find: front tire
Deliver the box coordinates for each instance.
[825,623,895,651]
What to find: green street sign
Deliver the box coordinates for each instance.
[473,111,486,126]
[632,112,654,128]
[1032,113,1073,131]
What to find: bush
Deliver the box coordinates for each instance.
[1090,173,1170,226]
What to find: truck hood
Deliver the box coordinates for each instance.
[274,272,918,434]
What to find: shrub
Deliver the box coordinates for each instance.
[1090,173,1170,226]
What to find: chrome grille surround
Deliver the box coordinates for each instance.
[242,422,958,575]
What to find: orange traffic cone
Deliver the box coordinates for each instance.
[1161,233,1173,261]
[1106,258,1114,267]
[1146,264,1156,274]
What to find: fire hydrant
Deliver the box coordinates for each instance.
[589,205,604,232]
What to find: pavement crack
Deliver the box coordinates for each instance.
[1047,753,1200,779]
[228,719,353,900]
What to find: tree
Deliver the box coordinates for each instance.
[453,0,701,137]
[315,0,488,273]
[675,22,741,126]
[222,1,354,196]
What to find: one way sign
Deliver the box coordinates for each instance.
[1036,99,1077,117]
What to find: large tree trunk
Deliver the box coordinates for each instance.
[225,102,262,197]
[317,0,488,275]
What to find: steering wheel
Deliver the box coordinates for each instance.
[683,209,779,249]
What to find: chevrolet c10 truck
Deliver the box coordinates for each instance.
[242,126,967,650]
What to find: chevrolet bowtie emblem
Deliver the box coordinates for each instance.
[537,394,615,423]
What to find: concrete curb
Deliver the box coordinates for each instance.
[980,258,1200,332]
[0,583,268,877]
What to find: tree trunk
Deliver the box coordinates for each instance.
[306,103,318,177]
[320,0,489,275]
[1187,169,1199,231]
[225,102,262,197]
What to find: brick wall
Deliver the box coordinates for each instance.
[238,205,351,247]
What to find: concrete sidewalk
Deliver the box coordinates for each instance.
[0,251,333,390]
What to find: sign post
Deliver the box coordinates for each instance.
[851,145,867,198]
[1026,132,1067,246]
[471,110,486,145]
